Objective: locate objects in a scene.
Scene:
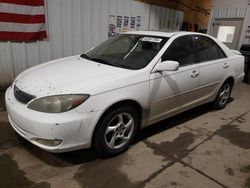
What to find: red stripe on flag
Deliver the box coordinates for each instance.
[0,0,44,6]
[0,13,45,23]
[0,31,47,41]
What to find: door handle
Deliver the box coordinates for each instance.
[223,63,229,69]
[191,70,199,78]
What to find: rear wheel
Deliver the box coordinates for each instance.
[94,106,139,157]
[213,82,232,110]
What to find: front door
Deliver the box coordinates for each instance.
[149,35,200,124]
[210,18,243,49]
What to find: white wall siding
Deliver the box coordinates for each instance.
[226,8,237,18]
[208,7,248,24]
[0,0,183,89]
[0,42,14,85]
[149,5,183,31]
[212,0,249,9]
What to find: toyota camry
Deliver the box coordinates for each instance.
[5,31,245,156]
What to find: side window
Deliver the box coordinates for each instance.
[218,45,227,58]
[162,36,195,67]
[194,36,226,62]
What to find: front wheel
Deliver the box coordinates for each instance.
[15,132,27,145]
[94,106,139,157]
[213,82,232,110]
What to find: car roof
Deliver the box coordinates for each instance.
[124,31,202,38]
[124,31,235,58]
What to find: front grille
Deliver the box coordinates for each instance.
[14,85,35,104]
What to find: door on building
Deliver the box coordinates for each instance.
[210,18,243,49]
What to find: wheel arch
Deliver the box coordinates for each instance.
[215,76,235,98]
[213,76,235,110]
[224,76,235,87]
[91,99,144,147]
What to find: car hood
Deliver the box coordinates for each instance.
[14,56,136,97]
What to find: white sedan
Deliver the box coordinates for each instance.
[5,31,244,156]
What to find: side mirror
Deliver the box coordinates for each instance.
[153,60,179,72]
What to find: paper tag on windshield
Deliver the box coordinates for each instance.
[141,37,163,43]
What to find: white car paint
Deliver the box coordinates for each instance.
[5,31,245,153]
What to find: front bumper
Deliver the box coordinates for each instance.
[5,86,102,153]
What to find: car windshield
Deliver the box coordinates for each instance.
[82,34,169,70]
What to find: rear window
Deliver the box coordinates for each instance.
[194,35,226,62]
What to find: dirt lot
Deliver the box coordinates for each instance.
[0,83,250,188]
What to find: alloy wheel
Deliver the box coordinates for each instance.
[104,113,135,150]
[219,83,231,106]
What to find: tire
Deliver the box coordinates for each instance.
[94,106,139,157]
[15,132,27,145]
[213,81,232,110]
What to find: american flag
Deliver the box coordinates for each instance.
[0,0,47,41]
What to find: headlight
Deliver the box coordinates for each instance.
[27,94,90,113]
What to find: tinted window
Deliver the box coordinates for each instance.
[162,36,195,66]
[194,36,226,62]
[218,45,227,58]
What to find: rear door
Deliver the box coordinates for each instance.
[193,35,228,101]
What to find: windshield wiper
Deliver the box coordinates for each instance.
[91,58,115,66]
[80,54,116,67]
[80,53,91,60]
